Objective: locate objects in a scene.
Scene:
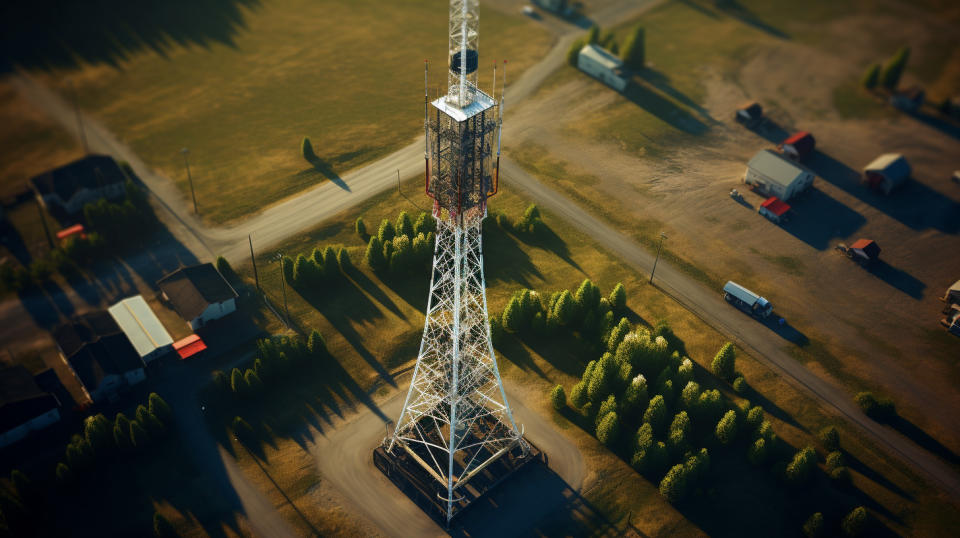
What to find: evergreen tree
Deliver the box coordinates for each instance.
[786,445,818,485]
[281,255,294,285]
[668,411,691,452]
[414,212,434,235]
[321,246,338,278]
[337,247,353,272]
[550,385,566,411]
[230,368,245,395]
[570,381,589,409]
[113,414,133,452]
[621,26,646,70]
[366,236,386,271]
[803,512,824,538]
[747,438,767,465]
[587,354,616,402]
[308,329,326,357]
[575,279,601,316]
[715,410,738,445]
[596,394,618,426]
[355,216,366,237]
[711,342,736,381]
[643,395,668,433]
[880,46,910,90]
[596,411,620,446]
[502,296,524,333]
[587,25,600,45]
[621,374,649,419]
[841,507,868,537]
[244,369,263,394]
[745,406,764,431]
[818,426,840,452]
[55,462,75,489]
[567,38,586,66]
[377,219,395,243]
[148,393,173,425]
[552,289,575,326]
[680,381,700,411]
[659,463,688,503]
[232,416,255,444]
[83,413,114,456]
[215,256,238,285]
[396,211,414,238]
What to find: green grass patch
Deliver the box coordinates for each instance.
[51,0,552,224]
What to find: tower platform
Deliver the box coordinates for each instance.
[374,433,542,526]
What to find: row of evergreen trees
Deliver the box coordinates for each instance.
[497,278,627,344]
[361,211,436,275]
[281,245,354,291]
[213,332,327,399]
[0,393,174,536]
[861,46,910,91]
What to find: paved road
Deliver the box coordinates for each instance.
[313,378,585,538]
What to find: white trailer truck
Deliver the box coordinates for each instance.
[723,281,773,319]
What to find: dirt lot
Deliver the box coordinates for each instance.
[505,0,960,456]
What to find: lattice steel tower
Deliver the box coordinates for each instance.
[386,0,527,525]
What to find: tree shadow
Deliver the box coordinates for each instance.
[843,451,914,501]
[806,150,960,234]
[886,415,960,467]
[622,80,709,135]
[639,67,718,125]
[746,117,791,144]
[777,188,866,250]
[760,316,809,346]
[905,109,960,141]
[494,334,550,381]
[481,223,543,288]
[347,267,406,320]
[508,223,582,273]
[714,0,791,40]
[0,0,261,73]
[863,260,926,299]
[63,267,103,306]
[303,155,350,192]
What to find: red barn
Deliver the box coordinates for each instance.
[778,131,815,161]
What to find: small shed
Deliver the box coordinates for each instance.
[744,149,815,201]
[849,239,881,262]
[56,224,85,241]
[758,196,790,223]
[778,131,815,161]
[108,295,174,363]
[735,102,763,126]
[577,44,629,92]
[173,334,207,360]
[890,86,925,113]
[944,280,960,304]
[863,154,910,195]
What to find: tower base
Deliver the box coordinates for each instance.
[374,436,542,526]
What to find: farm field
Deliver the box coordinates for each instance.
[504,0,960,459]
[215,176,960,536]
[25,0,553,224]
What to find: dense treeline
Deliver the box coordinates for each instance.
[362,210,436,275]
[212,332,328,403]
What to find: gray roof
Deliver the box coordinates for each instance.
[747,149,808,188]
[863,153,911,180]
[157,263,237,321]
[0,365,59,431]
[579,43,624,70]
[108,295,174,358]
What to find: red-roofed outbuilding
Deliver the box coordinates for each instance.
[759,196,790,223]
[173,334,207,360]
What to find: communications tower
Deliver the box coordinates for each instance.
[377,0,533,526]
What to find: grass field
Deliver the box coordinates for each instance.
[39,0,552,224]
[218,177,959,536]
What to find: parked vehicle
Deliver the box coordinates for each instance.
[723,281,773,318]
[835,239,880,265]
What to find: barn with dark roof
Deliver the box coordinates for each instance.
[158,263,238,330]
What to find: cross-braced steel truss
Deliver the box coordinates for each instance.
[388,208,525,524]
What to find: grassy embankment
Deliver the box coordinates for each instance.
[43,0,552,224]
[212,177,958,536]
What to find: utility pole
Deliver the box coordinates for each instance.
[180,147,198,215]
[69,80,89,154]
[249,234,260,291]
[650,232,667,283]
[277,252,289,325]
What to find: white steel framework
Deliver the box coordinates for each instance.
[386,0,524,526]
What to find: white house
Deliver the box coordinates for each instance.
[29,155,127,215]
[577,44,629,92]
[53,311,146,404]
[0,365,61,448]
[158,263,239,330]
[744,149,815,201]
[863,153,911,195]
[108,295,175,363]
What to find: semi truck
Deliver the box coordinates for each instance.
[723,281,773,319]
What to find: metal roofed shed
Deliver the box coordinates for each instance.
[173,334,207,360]
[758,196,790,223]
[735,101,763,127]
[158,263,239,330]
[108,295,174,363]
[778,131,816,161]
[849,239,881,262]
[942,279,960,304]
[863,153,911,195]
[577,44,629,92]
[744,149,815,201]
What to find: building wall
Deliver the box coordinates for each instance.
[143,344,173,363]
[0,408,61,448]
[744,168,812,201]
[190,298,237,330]
[577,54,628,92]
